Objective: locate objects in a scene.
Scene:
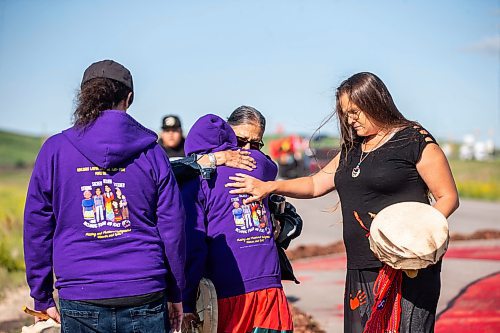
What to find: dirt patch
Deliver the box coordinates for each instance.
[286,229,500,261]
[0,284,32,333]
[0,317,32,333]
[286,241,345,260]
[290,304,326,333]
[450,229,500,241]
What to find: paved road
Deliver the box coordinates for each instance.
[283,195,500,332]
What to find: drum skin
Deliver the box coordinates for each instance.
[369,202,449,270]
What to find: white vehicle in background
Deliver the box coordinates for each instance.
[459,133,495,161]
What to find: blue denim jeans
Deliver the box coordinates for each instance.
[59,297,170,333]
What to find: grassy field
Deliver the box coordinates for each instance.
[0,129,499,296]
[0,130,43,294]
[0,130,44,168]
[0,169,32,295]
[449,159,500,201]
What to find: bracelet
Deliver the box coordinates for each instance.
[208,153,216,169]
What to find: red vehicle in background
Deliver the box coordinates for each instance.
[269,135,307,179]
[268,135,338,179]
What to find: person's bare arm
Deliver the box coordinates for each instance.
[416,144,459,218]
[227,152,340,203]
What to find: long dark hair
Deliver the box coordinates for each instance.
[334,72,413,151]
[73,78,132,127]
[227,105,266,132]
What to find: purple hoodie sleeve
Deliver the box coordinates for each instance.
[180,178,208,313]
[154,147,186,303]
[23,141,57,311]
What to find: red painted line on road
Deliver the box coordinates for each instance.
[445,246,500,261]
[334,303,344,318]
[436,272,500,333]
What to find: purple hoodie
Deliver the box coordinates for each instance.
[24,110,186,310]
[181,114,279,313]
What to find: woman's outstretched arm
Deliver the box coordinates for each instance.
[227,152,340,203]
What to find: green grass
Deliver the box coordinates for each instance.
[0,130,42,286]
[0,130,43,168]
[0,169,31,296]
[449,159,500,201]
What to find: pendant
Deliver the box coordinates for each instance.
[352,166,360,178]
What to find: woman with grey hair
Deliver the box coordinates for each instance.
[170,105,266,183]
[228,105,266,150]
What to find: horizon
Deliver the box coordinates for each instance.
[0,126,496,149]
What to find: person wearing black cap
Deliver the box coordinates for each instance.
[159,115,186,160]
[24,59,186,332]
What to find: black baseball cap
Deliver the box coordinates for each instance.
[81,60,134,92]
[161,115,182,130]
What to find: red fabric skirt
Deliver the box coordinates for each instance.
[217,287,293,333]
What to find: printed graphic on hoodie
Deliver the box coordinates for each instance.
[231,194,272,247]
[78,166,131,239]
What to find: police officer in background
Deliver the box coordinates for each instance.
[159,115,185,160]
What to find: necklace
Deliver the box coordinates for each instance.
[351,131,390,178]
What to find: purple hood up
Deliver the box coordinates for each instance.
[184,114,238,155]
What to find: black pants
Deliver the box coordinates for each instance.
[344,263,441,333]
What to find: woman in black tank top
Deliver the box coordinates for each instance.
[227,72,459,333]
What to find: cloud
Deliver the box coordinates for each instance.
[463,36,500,56]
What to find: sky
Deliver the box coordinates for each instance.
[0,0,499,144]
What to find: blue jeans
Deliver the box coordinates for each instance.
[59,297,170,333]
